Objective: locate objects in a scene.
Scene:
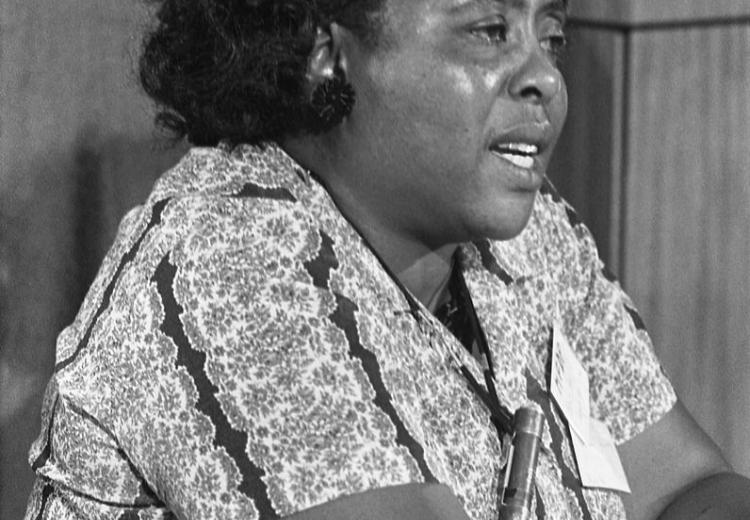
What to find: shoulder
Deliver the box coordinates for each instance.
[55,144,325,376]
[151,143,317,251]
[129,144,330,348]
[130,144,323,288]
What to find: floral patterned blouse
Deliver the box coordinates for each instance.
[25,143,676,520]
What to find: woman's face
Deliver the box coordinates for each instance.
[339,0,568,245]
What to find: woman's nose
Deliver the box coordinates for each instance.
[507,49,563,104]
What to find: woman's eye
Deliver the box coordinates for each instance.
[472,22,508,45]
[541,33,568,62]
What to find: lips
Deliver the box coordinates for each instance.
[488,123,553,171]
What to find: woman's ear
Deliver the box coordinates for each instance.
[306,24,352,86]
[306,23,357,130]
[307,27,335,85]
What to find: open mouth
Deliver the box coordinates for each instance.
[491,143,539,169]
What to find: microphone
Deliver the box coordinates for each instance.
[498,405,546,520]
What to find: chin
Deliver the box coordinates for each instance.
[485,223,530,242]
[473,198,536,242]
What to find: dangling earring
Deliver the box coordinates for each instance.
[310,69,356,130]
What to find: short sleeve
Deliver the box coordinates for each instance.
[561,212,677,444]
[24,381,168,520]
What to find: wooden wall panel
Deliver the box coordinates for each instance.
[548,27,625,270]
[552,11,750,478]
[571,0,750,26]
[623,25,750,476]
[0,1,186,518]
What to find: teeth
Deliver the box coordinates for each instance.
[498,153,535,169]
[498,143,539,155]
[492,142,538,169]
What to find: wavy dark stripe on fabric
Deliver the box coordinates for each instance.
[56,198,172,372]
[303,231,338,288]
[152,255,279,519]
[302,235,437,482]
[232,181,297,202]
[474,240,513,285]
[625,305,647,331]
[330,293,438,483]
[304,231,438,482]
[525,371,593,520]
[34,481,55,520]
[31,396,59,471]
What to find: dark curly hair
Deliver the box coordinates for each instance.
[139,0,385,146]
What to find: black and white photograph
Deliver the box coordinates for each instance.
[1,0,749,518]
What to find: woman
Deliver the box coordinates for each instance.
[23,0,750,518]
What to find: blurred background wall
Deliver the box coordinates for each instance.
[0,0,748,518]
[0,2,187,518]
[549,0,750,483]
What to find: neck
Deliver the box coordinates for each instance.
[280,136,458,311]
[400,246,456,313]
[362,220,457,312]
[323,174,458,311]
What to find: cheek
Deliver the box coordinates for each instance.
[411,64,497,140]
[371,64,479,142]
[481,68,504,93]
[550,82,569,138]
[558,80,569,116]
[442,66,475,97]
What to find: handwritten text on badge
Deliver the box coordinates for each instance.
[550,320,591,441]
[550,319,631,493]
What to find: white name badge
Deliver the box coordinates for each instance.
[550,319,591,441]
[571,419,632,494]
[551,319,631,493]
